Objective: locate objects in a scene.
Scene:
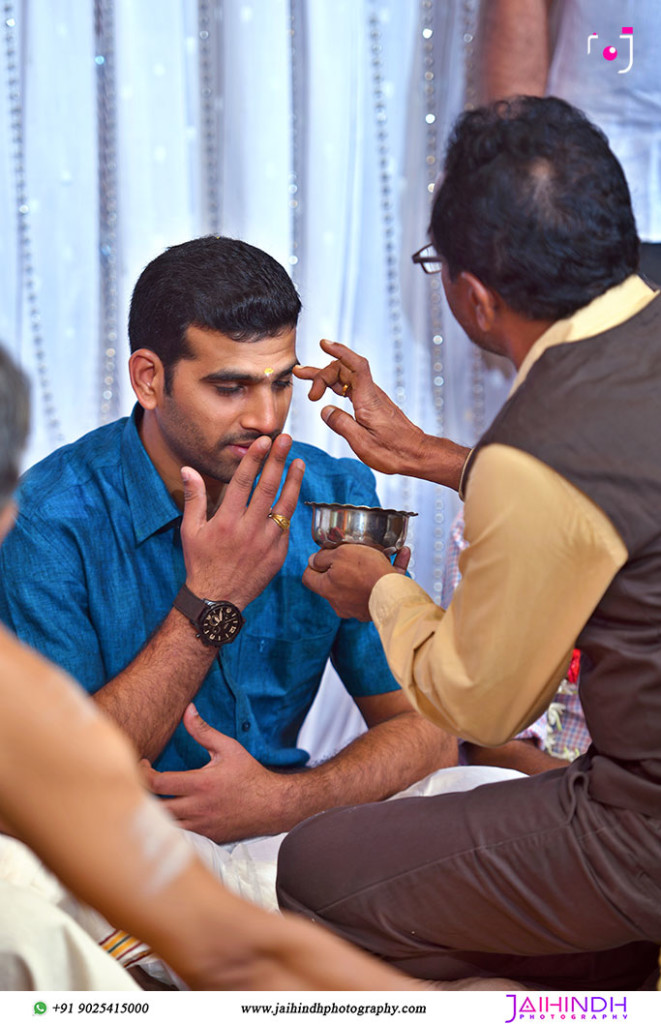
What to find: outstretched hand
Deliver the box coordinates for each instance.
[295,341,471,491]
[140,704,288,843]
[294,341,427,476]
[181,433,304,609]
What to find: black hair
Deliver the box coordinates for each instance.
[431,96,640,320]
[128,236,301,390]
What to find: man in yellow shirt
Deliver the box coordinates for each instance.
[278,96,661,990]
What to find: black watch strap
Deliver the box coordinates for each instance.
[174,583,210,623]
[173,584,244,648]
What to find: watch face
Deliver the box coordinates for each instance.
[200,602,243,645]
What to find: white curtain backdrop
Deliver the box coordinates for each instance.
[1,0,516,753]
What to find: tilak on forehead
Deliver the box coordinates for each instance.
[263,367,275,376]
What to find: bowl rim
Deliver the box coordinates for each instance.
[304,501,417,518]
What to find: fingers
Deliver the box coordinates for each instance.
[137,758,155,789]
[319,341,377,396]
[146,766,200,798]
[182,702,216,745]
[306,548,335,573]
[299,360,345,402]
[216,433,292,518]
[162,804,197,829]
[302,563,361,619]
[217,435,273,517]
[393,546,411,573]
[320,405,353,431]
[183,705,247,761]
[292,364,320,382]
[296,341,376,403]
[303,549,336,599]
[207,434,302,534]
[318,339,369,374]
[246,434,296,518]
[180,466,208,534]
[156,793,203,830]
[320,406,374,463]
[269,457,305,524]
[302,564,332,598]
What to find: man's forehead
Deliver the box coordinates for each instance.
[183,324,298,379]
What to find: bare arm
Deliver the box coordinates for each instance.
[478,0,554,102]
[95,611,217,762]
[463,738,568,774]
[93,434,304,761]
[290,687,458,809]
[294,341,470,492]
[144,689,457,843]
[0,624,430,990]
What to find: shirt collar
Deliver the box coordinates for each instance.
[121,405,181,545]
[510,274,658,397]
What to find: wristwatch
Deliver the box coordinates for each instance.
[173,584,244,648]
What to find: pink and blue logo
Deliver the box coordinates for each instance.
[505,993,629,1022]
[587,27,634,73]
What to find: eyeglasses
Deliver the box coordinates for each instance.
[411,244,443,275]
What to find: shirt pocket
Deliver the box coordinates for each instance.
[237,631,337,749]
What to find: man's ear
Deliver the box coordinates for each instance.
[459,271,499,333]
[129,349,165,410]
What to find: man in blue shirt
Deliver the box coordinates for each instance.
[0,341,425,992]
[0,236,455,844]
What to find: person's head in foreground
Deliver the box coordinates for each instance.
[431,95,639,338]
[0,343,29,532]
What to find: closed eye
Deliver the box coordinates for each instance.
[214,379,292,396]
[214,385,243,396]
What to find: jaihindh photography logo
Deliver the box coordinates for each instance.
[504,993,628,1022]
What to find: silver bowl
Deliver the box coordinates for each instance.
[305,502,417,555]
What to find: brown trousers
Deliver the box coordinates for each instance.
[276,768,661,988]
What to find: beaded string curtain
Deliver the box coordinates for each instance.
[0,0,513,600]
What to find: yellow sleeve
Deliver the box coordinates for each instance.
[368,444,627,745]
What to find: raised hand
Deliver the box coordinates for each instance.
[294,340,426,477]
[181,433,304,609]
[295,340,470,489]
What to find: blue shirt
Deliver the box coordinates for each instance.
[0,408,398,772]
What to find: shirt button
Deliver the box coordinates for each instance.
[241,720,251,732]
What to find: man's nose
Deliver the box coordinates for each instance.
[240,388,280,436]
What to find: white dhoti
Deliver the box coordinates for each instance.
[0,838,139,991]
[0,765,523,990]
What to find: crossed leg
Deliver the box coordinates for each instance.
[277,768,661,989]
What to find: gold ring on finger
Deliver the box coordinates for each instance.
[268,511,291,532]
[341,382,351,398]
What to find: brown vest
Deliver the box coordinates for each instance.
[467,293,661,817]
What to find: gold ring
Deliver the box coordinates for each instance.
[268,511,291,532]
[341,382,351,397]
